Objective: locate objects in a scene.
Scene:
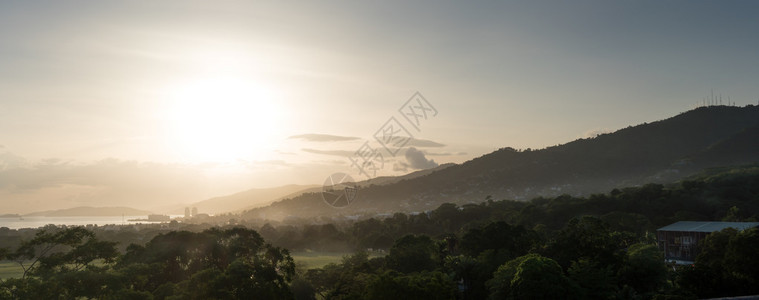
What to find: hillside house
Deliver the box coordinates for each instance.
[657,221,759,264]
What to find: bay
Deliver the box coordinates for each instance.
[0,216,179,230]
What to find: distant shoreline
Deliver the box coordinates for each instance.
[127,218,171,222]
[0,215,182,230]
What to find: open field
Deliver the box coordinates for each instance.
[0,261,23,279]
[291,251,385,270]
[0,253,384,279]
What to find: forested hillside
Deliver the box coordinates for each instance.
[2,165,758,299]
[244,106,759,220]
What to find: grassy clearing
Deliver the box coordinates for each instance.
[291,252,347,269]
[0,253,374,278]
[0,261,23,279]
[0,260,111,280]
[291,251,385,270]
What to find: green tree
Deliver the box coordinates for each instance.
[617,243,667,297]
[722,206,744,222]
[677,228,759,298]
[366,270,456,300]
[386,234,440,273]
[9,227,117,279]
[488,254,582,299]
[116,227,295,299]
[290,276,316,300]
[460,221,539,259]
[1,227,119,299]
[568,258,617,299]
[444,255,488,299]
[544,216,623,270]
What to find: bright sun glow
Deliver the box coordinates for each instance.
[164,77,282,163]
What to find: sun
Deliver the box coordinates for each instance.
[164,77,282,163]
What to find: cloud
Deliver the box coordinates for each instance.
[289,134,360,142]
[301,148,353,157]
[0,150,27,171]
[406,148,439,169]
[0,158,200,191]
[310,159,348,165]
[406,138,445,148]
[239,159,292,169]
[393,147,438,172]
[274,150,297,155]
[421,150,468,156]
[0,157,215,213]
[0,151,351,214]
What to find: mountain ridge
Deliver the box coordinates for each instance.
[24,206,152,217]
[242,105,759,221]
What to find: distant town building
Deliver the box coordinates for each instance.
[147,214,171,222]
[192,207,198,217]
[185,207,190,218]
[657,221,759,264]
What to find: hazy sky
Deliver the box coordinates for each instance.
[2,1,759,213]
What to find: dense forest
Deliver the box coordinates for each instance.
[1,164,759,299]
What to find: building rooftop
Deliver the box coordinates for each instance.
[658,221,759,233]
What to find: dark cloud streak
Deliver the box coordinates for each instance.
[301,148,353,157]
[289,134,360,142]
[406,138,445,148]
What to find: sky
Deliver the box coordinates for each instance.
[1,1,759,214]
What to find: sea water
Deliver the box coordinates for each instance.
[0,216,160,229]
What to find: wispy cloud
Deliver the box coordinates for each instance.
[239,159,292,169]
[310,159,348,165]
[289,134,360,142]
[406,138,446,148]
[0,149,358,214]
[274,149,297,155]
[0,149,27,171]
[422,151,468,156]
[0,157,216,213]
[301,148,353,157]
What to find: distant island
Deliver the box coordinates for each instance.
[0,214,21,218]
[23,206,153,217]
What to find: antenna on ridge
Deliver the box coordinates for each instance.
[711,89,714,106]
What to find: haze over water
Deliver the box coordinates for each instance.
[0,216,159,230]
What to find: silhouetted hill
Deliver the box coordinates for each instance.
[195,164,458,215]
[688,123,759,167]
[25,206,152,217]
[243,105,759,221]
[185,184,320,215]
[360,163,456,186]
